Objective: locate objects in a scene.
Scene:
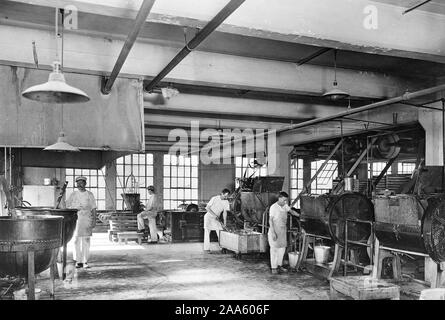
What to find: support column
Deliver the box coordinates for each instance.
[303,158,312,194]
[153,152,164,209]
[105,160,117,210]
[268,145,293,192]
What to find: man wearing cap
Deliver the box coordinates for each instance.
[137,185,161,243]
[66,176,97,269]
[203,188,231,253]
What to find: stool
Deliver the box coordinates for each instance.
[330,276,400,300]
[117,232,143,245]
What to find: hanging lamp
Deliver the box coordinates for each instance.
[323,50,350,101]
[43,9,80,152]
[21,9,90,103]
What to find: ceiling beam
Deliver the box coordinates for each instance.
[6,0,445,64]
[144,108,311,124]
[0,24,425,100]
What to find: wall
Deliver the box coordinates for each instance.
[199,162,235,202]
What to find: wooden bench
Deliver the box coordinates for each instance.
[330,276,400,300]
[117,231,143,245]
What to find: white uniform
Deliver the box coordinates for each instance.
[268,202,290,269]
[66,190,96,264]
[137,194,160,241]
[203,195,230,251]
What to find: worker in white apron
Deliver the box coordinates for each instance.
[66,176,97,269]
[268,191,293,274]
[203,188,231,252]
[137,185,161,243]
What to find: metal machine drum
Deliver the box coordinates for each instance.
[15,207,78,246]
[240,192,278,224]
[300,194,337,238]
[423,196,445,263]
[327,192,374,246]
[0,215,63,277]
[374,194,427,253]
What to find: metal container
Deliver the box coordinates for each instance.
[15,207,78,246]
[300,194,336,238]
[374,194,445,263]
[0,215,63,277]
[344,177,354,192]
[219,230,267,254]
[300,193,374,246]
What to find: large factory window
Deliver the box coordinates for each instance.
[398,162,416,174]
[235,157,267,188]
[116,154,154,210]
[368,162,392,178]
[65,168,107,210]
[310,160,338,194]
[290,158,303,208]
[163,154,199,210]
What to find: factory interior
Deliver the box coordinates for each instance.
[1,0,445,303]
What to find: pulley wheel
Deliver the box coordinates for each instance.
[423,197,445,263]
[374,133,401,159]
[328,192,374,246]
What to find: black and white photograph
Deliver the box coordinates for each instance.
[0,0,444,308]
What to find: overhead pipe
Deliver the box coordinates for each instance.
[198,83,445,154]
[403,0,432,15]
[144,0,246,93]
[101,0,156,95]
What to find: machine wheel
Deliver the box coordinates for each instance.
[423,197,445,263]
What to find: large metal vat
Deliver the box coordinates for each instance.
[0,215,63,277]
[300,192,374,245]
[15,207,78,246]
[374,194,445,263]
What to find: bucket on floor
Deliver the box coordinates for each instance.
[13,288,41,300]
[419,288,445,300]
[288,251,300,268]
[314,246,330,264]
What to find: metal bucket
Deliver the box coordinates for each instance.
[419,288,445,300]
[314,246,330,264]
[0,215,63,277]
[288,251,300,268]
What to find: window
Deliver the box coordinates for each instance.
[398,162,416,174]
[116,154,154,210]
[368,162,392,178]
[310,160,338,194]
[65,168,106,210]
[235,156,267,188]
[163,154,199,210]
[290,158,304,208]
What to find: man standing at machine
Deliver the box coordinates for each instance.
[66,176,97,269]
[137,185,161,243]
[268,191,295,274]
[203,188,231,253]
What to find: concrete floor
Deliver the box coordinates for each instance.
[24,233,425,300]
[32,233,330,300]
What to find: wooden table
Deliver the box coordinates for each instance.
[330,276,400,300]
[117,231,143,245]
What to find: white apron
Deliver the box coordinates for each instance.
[268,202,289,248]
[204,195,229,230]
[67,190,96,237]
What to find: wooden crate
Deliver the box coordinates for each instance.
[330,276,400,300]
[108,211,138,242]
[219,230,268,254]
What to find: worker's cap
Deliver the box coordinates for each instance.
[146,185,155,191]
[75,176,87,183]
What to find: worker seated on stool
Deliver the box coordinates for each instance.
[268,191,298,274]
[203,188,231,253]
[137,185,160,243]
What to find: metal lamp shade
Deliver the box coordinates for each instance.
[323,85,350,101]
[44,132,80,152]
[22,63,90,104]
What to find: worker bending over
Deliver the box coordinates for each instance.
[203,188,231,253]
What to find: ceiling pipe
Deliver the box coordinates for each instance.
[403,0,432,15]
[144,0,246,93]
[196,83,445,155]
[101,0,156,95]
